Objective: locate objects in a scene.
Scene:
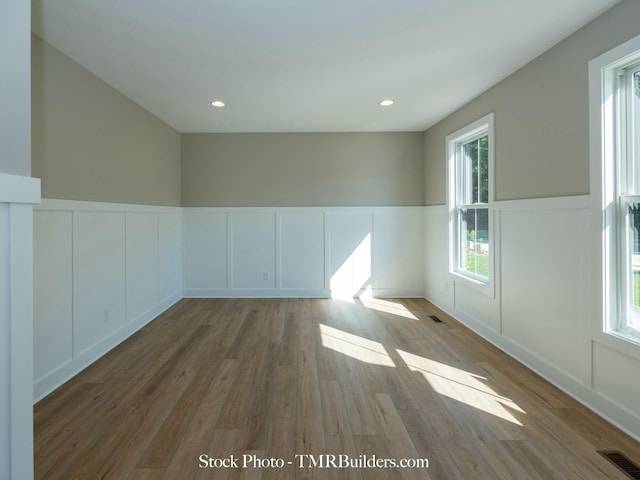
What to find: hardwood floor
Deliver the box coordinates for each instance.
[34,298,640,479]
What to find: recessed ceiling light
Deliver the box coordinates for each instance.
[210,100,225,108]
[379,99,394,107]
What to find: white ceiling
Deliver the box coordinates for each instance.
[32,0,619,133]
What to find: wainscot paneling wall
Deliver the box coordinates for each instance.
[424,195,640,441]
[183,207,425,299]
[33,199,183,401]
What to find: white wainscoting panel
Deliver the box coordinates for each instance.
[453,281,501,333]
[280,211,325,291]
[424,205,453,307]
[33,210,73,381]
[232,212,277,289]
[159,212,183,301]
[593,342,640,417]
[183,212,228,291]
[328,210,373,299]
[126,212,159,323]
[33,200,183,401]
[372,208,424,297]
[73,211,127,355]
[501,206,589,382]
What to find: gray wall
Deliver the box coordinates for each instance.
[31,35,182,206]
[0,1,31,176]
[423,0,640,205]
[182,132,424,207]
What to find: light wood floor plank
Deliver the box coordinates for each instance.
[296,350,326,456]
[370,393,429,480]
[160,359,239,479]
[351,435,393,480]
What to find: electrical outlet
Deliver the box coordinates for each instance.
[263,272,270,280]
[103,308,111,323]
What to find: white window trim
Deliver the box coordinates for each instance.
[446,112,495,297]
[589,32,640,359]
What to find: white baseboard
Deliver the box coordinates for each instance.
[184,288,425,299]
[370,288,425,298]
[183,288,330,298]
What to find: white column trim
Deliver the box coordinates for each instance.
[8,204,35,480]
[1,174,40,480]
[0,173,40,204]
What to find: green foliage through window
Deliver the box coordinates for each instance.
[461,135,489,205]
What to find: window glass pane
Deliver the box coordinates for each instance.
[457,207,489,278]
[461,136,489,204]
[627,203,640,333]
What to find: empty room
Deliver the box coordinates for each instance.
[3,0,640,478]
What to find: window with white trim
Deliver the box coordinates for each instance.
[591,34,640,345]
[618,61,640,339]
[447,113,495,291]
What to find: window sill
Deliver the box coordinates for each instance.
[450,270,495,299]
[594,330,640,363]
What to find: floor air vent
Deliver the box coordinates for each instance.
[428,315,443,323]
[598,450,640,479]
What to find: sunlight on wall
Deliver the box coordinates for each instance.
[397,349,525,425]
[319,323,396,367]
[359,287,418,320]
[330,233,371,300]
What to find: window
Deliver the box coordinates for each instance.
[447,113,494,292]
[590,34,640,346]
[618,61,640,339]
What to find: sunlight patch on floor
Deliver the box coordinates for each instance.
[397,349,525,425]
[359,287,418,320]
[320,323,396,367]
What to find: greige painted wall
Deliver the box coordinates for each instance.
[31,36,181,206]
[182,133,424,207]
[423,0,640,205]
